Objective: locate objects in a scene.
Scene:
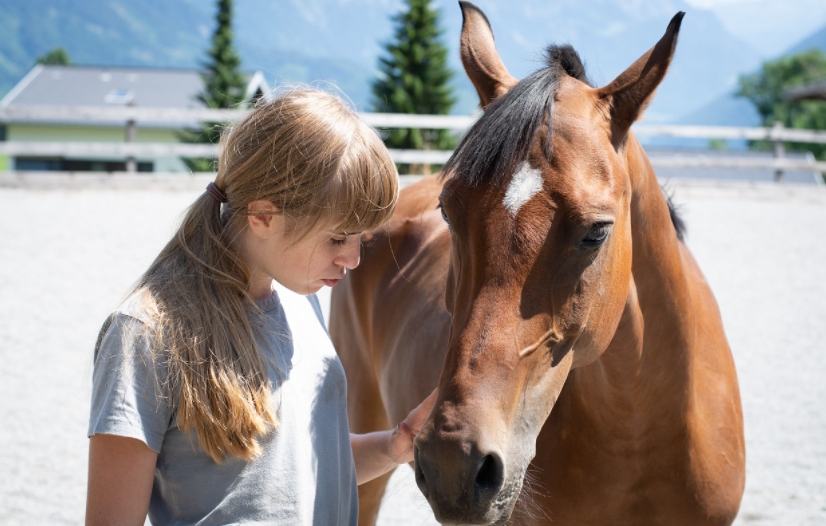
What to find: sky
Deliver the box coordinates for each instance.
[684,0,826,56]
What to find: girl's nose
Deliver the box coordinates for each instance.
[340,242,361,270]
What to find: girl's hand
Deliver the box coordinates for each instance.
[389,388,438,464]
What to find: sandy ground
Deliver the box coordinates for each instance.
[1,179,824,525]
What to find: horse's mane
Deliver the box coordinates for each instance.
[443,44,686,241]
[443,44,590,188]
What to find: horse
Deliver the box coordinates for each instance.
[330,3,746,524]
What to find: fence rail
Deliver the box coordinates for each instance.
[4,105,826,143]
[2,142,824,174]
[0,141,218,157]
[1,105,825,181]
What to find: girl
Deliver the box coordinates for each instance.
[86,88,435,525]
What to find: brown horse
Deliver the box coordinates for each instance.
[330,3,745,524]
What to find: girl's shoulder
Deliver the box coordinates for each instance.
[116,288,160,327]
[94,288,161,359]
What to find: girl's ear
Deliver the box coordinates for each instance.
[246,200,279,237]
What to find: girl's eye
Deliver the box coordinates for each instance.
[331,236,348,246]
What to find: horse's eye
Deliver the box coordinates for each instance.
[582,223,611,248]
[438,203,450,225]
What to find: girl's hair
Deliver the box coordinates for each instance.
[133,88,398,462]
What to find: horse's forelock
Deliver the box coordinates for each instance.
[444,44,592,190]
[443,69,557,189]
[545,44,591,86]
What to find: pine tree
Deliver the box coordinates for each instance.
[36,48,71,66]
[182,0,247,172]
[372,0,456,174]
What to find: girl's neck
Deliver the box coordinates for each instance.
[249,275,275,301]
[236,223,276,301]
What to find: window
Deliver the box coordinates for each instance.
[104,89,134,104]
[14,157,153,172]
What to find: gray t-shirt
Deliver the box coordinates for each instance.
[89,282,358,525]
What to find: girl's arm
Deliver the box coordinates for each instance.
[86,434,157,526]
[351,389,437,485]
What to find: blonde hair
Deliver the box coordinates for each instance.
[134,88,398,462]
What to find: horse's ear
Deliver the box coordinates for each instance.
[597,12,684,146]
[459,1,518,108]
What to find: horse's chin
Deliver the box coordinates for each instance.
[429,470,526,526]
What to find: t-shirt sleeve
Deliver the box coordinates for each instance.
[88,313,174,452]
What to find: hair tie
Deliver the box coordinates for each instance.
[206,181,228,203]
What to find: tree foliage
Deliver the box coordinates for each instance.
[372,0,456,173]
[36,48,71,66]
[737,49,826,160]
[181,0,247,172]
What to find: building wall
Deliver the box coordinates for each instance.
[0,124,6,171]
[6,123,192,172]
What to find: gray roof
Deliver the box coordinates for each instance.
[1,65,207,109]
[0,65,270,127]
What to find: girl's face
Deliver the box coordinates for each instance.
[242,202,362,298]
[265,222,362,296]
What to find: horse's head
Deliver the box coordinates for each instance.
[413,3,684,523]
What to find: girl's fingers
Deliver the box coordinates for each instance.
[404,388,439,434]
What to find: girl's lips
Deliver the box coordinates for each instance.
[322,279,341,287]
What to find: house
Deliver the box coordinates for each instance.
[0,65,270,173]
[784,79,826,102]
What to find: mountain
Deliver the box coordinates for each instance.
[785,22,826,56]
[0,0,763,122]
[678,94,760,127]
[0,0,377,108]
[678,18,826,129]
[435,0,763,121]
[703,0,826,58]
[0,0,208,96]
[235,0,766,120]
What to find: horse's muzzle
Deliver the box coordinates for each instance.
[414,435,511,524]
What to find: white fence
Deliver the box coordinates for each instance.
[1,105,825,181]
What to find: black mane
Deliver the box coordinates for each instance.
[443,44,590,188]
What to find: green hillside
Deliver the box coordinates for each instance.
[0,0,374,106]
[0,0,208,95]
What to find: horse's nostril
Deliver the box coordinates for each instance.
[474,453,504,503]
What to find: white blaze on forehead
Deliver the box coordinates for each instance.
[503,161,544,216]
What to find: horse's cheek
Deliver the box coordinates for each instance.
[444,259,457,314]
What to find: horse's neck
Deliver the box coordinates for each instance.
[625,134,694,352]
[572,135,695,432]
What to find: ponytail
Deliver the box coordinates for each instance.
[136,191,276,462]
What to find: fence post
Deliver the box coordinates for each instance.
[772,121,785,182]
[125,119,137,173]
[125,102,137,173]
[803,151,825,185]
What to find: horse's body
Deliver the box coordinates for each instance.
[330,4,745,525]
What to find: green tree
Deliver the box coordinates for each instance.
[36,48,71,66]
[736,49,826,161]
[181,0,247,172]
[372,0,456,174]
